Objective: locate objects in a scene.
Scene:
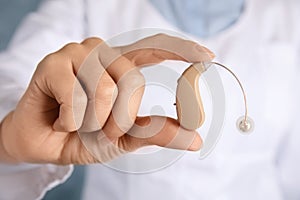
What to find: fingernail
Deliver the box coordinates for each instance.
[196,45,215,60]
[188,131,203,151]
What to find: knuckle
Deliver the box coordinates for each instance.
[72,95,88,120]
[40,43,82,68]
[152,33,168,40]
[59,42,84,57]
[37,53,67,73]
[40,53,61,66]
[81,37,104,51]
[81,37,103,45]
[97,73,118,98]
[73,82,88,104]
[105,73,117,88]
[127,70,145,88]
[103,75,117,93]
[63,42,82,51]
[73,90,88,108]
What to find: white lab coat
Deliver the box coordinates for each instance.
[0,0,300,199]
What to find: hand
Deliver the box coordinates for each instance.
[0,34,214,164]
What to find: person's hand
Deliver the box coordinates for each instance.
[0,34,214,164]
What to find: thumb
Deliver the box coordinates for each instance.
[120,116,202,152]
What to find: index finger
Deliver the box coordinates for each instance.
[116,33,215,67]
[92,34,214,139]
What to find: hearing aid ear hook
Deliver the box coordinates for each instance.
[175,62,254,134]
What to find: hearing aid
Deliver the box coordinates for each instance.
[176,62,254,134]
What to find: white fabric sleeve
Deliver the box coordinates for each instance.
[0,0,85,199]
[276,65,300,200]
[0,164,73,200]
[277,119,300,200]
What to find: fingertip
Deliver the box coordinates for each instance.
[187,132,203,151]
[196,45,215,61]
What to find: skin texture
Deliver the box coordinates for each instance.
[0,34,214,165]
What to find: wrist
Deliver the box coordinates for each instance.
[0,112,18,163]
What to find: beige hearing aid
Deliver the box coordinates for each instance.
[176,62,254,133]
[176,62,206,130]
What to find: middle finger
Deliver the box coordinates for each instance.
[97,43,145,139]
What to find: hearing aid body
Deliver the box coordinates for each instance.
[175,62,254,133]
[176,63,207,130]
